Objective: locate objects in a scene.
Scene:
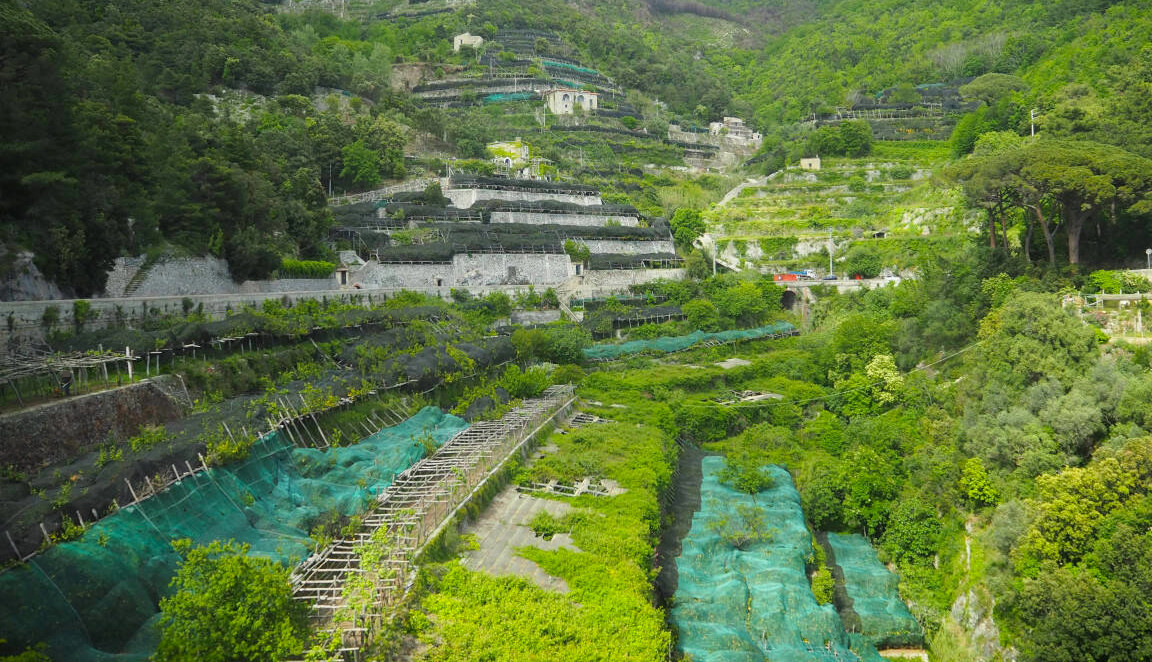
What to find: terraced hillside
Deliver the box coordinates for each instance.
[703,143,978,275]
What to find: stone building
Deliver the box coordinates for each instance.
[800,156,822,171]
[453,33,484,52]
[544,89,598,115]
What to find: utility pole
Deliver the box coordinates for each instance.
[828,229,834,277]
[1146,247,1151,269]
[1031,108,1038,137]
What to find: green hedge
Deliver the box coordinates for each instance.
[279,259,336,279]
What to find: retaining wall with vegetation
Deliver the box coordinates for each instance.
[0,375,190,473]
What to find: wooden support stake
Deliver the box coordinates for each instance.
[91,508,99,521]
[76,511,85,527]
[40,523,51,546]
[5,531,20,559]
[125,478,139,503]
[172,464,181,480]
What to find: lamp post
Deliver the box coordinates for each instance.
[1146,247,1151,269]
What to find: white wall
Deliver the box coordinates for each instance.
[580,239,676,255]
[488,211,638,226]
[443,188,603,208]
[453,254,574,286]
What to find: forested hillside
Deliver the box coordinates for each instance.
[4,0,1152,294]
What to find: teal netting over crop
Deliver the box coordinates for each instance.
[483,92,535,103]
[824,532,924,649]
[0,407,468,661]
[584,322,796,360]
[671,458,885,662]
[539,60,599,75]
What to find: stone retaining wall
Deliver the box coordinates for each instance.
[577,268,686,291]
[104,256,338,298]
[581,239,676,255]
[454,253,574,286]
[489,211,637,226]
[444,188,603,208]
[0,376,190,473]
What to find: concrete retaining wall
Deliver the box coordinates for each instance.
[489,211,637,226]
[444,188,603,208]
[0,376,189,472]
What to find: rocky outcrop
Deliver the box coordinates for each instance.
[0,248,65,301]
[950,586,1017,662]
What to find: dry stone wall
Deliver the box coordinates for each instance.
[106,257,337,297]
[580,239,675,255]
[454,254,573,286]
[348,254,574,288]
[444,188,603,208]
[577,268,686,293]
[489,211,637,226]
[0,376,189,472]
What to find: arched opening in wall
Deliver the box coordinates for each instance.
[781,289,797,310]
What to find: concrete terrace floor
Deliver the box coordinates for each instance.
[459,487,579,593]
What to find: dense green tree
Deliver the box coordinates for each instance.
[975,292,1098,389]
[669,208,706,248]
[156,540,308,661]
[682,299,721,332]
[881,497,942,563]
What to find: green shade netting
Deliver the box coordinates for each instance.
[539,60,599,75]
[0,407,468,661]
[583,322,796,360]
[483,92,535,103]
[671,458,885,662]
[824,532,925,650]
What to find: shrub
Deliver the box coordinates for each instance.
[709,504,774,550]
[279,259,336,279]
[718,452,775,494]
[528,511,568,540]
[499,365,551,399]
[157,540,308,661]
[552,364,586,385]
[811,565,835,604]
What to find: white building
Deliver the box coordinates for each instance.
[800,156,822,171]
[453,33,484,52]
[544,89,598,115]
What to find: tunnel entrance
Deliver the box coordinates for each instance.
[781,289,797,310]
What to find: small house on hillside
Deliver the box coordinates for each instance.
[544,89,598,115]
[800,156,822,171]
[488,139,531,168]
[453,33,484,52]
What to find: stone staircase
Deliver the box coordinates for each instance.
[122,259,156,297]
